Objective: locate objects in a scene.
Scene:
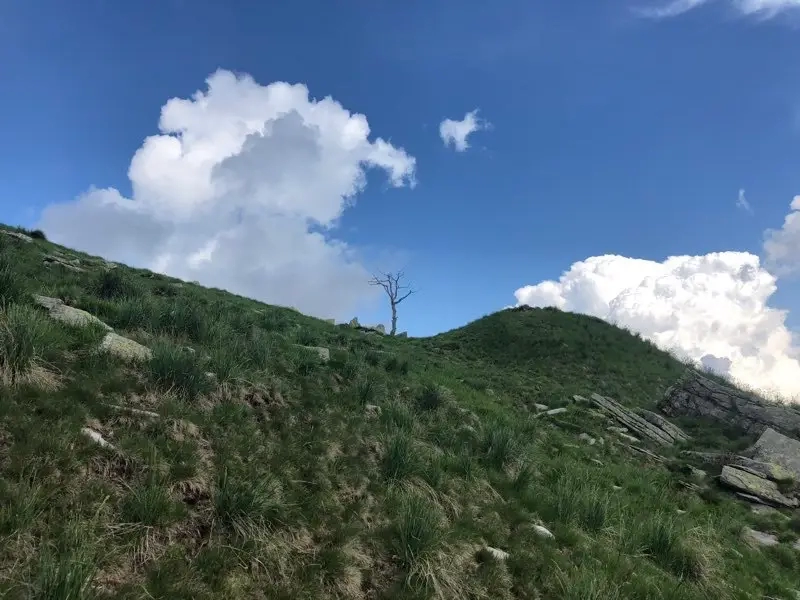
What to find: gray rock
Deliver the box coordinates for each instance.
[750,427,800,482]
[720,466,798,508]
[742,527,779,547]
[591,394,677,445]
[100,332,152,362]
[578,433,597,445]
[572,394,590,404]
[532,524,554,539]
[365,404,381,418]
[659,369,800,439]
[730,455,795,484]
[481,546,509,561]
[634,408,690,442]
[542,407,568,417]
[534,403,549,412]
[81,427,115,450]
[33,295,112,330]
[617,432,641,444]
[42,254,85,272]
[607,426,629,434]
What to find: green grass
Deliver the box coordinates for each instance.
[1,222,799,599]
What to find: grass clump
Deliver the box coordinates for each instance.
[214,469,287,531]
[383,433,420,481]
[120,481,184,526]
[148,341,211,400]
[91,268,140,300]
[0,303,53,384]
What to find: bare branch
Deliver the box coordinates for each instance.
[368,269,416,335]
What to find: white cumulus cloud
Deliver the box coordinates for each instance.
[636,0,800,18]
[514,252,800,400]
[38,70,417,320]
[439,109,488,152]
[764,195,800,277]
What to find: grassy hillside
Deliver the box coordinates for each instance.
[1,224,799,600]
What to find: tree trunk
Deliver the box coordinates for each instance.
[658,370,800,439]
[390,303,398,336]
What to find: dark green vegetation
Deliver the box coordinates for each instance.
[1,224,799,599]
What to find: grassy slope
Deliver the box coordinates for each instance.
[1,225,799,600]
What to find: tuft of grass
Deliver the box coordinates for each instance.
[633,514,708,580]
[388,492,443,569]
[0,257,25,304]
[91,268,140,300]
[148,341,211,400]
[479,422,518,470]
[416,383,446,412]
[355,376,384,406]
[383,433,419,481]
[0,303,54,384]
[215,469,287,531]
[120,481,184,526]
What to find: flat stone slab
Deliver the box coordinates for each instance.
[720,466,798,508]
[1,230,33,242]
[742,527,779,547]
[100,332,152,362]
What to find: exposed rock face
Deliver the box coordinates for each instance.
[634,408,690,443]
[33,295,112,331]
[719,466,798,508]
[43,253,85,272]
[730,455,794,484]
[1,230,33,243]
[742,527,779,547]
[100,332,152,362]
[659,370,800,439]
[590,394,688,446]
[750,428,800,481]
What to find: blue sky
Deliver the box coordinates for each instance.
[2,0,800,396]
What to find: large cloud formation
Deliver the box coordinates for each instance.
[514,248,800,400]
[39,70,416,319]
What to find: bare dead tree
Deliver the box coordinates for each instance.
[369,270,416,336]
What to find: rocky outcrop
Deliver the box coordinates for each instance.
[720,466,798,508]
[1,230,33,243]
[590,394,688,446]
[43,253,85,272]
[634,408,690,443]
[659,370,800,438]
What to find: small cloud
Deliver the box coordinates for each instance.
[737,188,753,214]
[635,0,800,19]
[439,110,488,152]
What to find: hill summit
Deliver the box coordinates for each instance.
[1,224,800,600]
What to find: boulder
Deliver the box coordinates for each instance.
[100,332,152,362]
[741,527,779,547]
[659,370,800,439]
[749,427,800,482]
[33,295,112,331]
[719,466,798,508]
[730,455,795,484]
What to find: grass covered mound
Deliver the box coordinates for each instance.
[1,224,799,600]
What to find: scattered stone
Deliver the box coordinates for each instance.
[104,404,159,419]
[578,433,597,445]
[591,393,677,445]
[1,230,32,243]
[689,467,707,482]
[676,509,686,514]
[532,524,554,539]
[480,546,510,561]
[81,427,115,450]
[33,295,112,330]
[747,498,781,513]
[607,426,629,434]
[720,466,798,508]
[365,404,381,418]
[618,433,641,444]
[612,485,622,490]
[534,403,549,412]
[295,345,330,362]
[572,394,590,404]
[749,428,800,482]
[660,369,800,439]
[540,407,568,417]
[100,332,152,362]
[742,527,779,547]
